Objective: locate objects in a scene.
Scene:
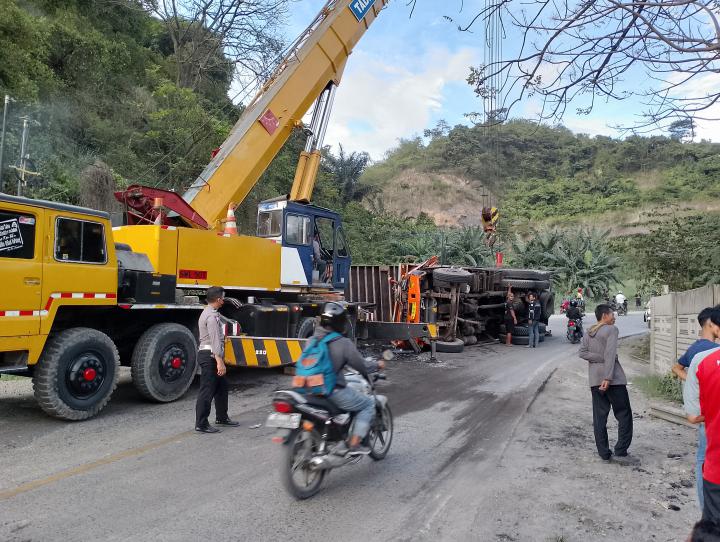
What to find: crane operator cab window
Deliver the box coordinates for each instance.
[257,209,282,238]
[313,217,334,284]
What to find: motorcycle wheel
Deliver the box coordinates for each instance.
[369,404,394,461]
[282,429,325,500]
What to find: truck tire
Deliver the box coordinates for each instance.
[433,267,473,285]
[513,325,530,336]
[501,269,551,281]
[540,291,555,322]
[512,335,530,346]
[33,328,120,421]
[435,338,465,353]
[131,323,198,403]
[296,317,316,339]
[501,278,551,290]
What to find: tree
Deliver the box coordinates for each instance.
[454,0,720,130]
[668,118,696,142]
[633,215,720,291]
[139,0,288,92]
[323,144,372,204]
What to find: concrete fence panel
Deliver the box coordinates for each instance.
[650,285,720,376]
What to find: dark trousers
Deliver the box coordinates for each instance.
[195,351,228,428]
[591,384,633,458]
[703,478,720,523]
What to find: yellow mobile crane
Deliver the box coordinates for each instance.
[0,0,435,421]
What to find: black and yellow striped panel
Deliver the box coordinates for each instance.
[224,337,307,368]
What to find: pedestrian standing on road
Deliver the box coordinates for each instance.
[195,286,240,434]
[504,288,518,347]
[683,308,720,522]
[578,304,633,462]
[635,293,642,309]
[526,292,542,348]
[673,307,720,510]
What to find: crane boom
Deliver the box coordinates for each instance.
[182,0,388,229]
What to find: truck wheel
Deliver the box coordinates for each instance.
[33,328,120,421]
[500,269,551,281]
[435,338,465,353]
[131,323,197,403]
[296,317,316,339]
[433,267,473,285]
[501,278,551,290]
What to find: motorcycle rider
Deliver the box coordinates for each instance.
[312,302,384,456]
[566,300,584,336]
[615,291,628,314]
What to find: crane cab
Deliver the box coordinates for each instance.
[257,198,350,292]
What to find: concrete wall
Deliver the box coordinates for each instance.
[650,285,720,375]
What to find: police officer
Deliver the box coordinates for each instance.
[195,286,239,433]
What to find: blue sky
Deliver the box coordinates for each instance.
[275,1,718,159]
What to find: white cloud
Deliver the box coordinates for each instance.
[322,47,480,159]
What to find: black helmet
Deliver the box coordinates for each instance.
[320,302,348,333]
[570,300,578,307]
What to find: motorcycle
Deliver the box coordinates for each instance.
[566,318,583,344]
[267,368,393,499]
[616,301,628,316]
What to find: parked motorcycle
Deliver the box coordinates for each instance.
[267,368,393,499]
[567,318,583,344]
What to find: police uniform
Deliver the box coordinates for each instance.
[195,305,230,429]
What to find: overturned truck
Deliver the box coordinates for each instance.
[349,265,554,353]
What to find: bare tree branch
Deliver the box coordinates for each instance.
[460,0,720,130]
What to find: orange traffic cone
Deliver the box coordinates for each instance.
[223,203,238,237]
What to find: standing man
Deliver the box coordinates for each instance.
[579,304,633,461]
[635,292,642,309]
[676,307,720,510]
[504,288,518,346]
[526,292,542,348]
[684,308,720,522]
[195,286,239,433]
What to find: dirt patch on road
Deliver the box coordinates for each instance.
[481,336,699,541]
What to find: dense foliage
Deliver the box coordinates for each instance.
[362,120,720,222]
[0,0,240,203]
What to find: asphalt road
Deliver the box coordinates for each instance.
[0,312,648,541]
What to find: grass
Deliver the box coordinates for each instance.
[634,373,683,404]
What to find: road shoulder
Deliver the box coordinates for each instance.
[482,337,698,541]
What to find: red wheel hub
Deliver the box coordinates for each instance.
[171,357,182,369]
[83,368,97,381]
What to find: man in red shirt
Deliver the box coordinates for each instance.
[684,308,720,521]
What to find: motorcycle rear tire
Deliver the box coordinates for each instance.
[282,429,325,500]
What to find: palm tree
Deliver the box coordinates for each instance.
[545,228,621,297]
[446,226,494,266]
[323,144,372,204]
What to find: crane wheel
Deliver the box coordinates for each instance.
[33,328,120,421]
[296,317,316,339]
[131,323,197,403]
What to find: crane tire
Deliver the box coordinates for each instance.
[131,323,197,403]
[33,328,119,421]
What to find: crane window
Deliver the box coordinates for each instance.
[257,209,282,237]
[336,227,349,257]
[286,214,311,246]
[315,217,334,254]
[0,211,36,259]
[55,217,106,264]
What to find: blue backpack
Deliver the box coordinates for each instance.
[292,332,341,396]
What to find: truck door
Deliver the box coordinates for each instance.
[0,204,43,337]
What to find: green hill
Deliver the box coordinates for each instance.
[360,120,720,233]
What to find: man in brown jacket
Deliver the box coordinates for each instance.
[579,304,633,461]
